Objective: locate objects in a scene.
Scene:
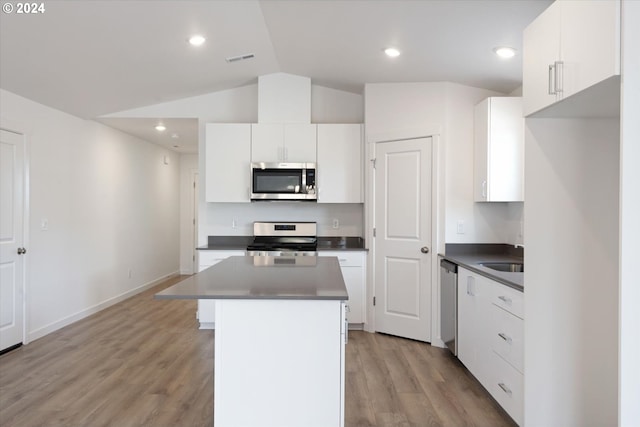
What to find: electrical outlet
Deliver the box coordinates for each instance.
[232,219,237,229]
[332,219,340,229]
[457,220,465,234]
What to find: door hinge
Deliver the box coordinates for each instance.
[193,218,195,225]
[193,254,195,262]
[371,158,376,169]
[193,181,196,188]
[373,296,376,306]
[373,228,376,237]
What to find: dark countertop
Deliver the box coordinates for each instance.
[155,256,348,301]
[440,244,524,291]
[197,236,366,251]
[317,237,366,251]
[196,236,252,251]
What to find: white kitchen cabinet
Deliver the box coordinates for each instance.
[318,251,365,325]
[197,250,244,329]
[205,124,251,203]
[317,124,363,203]
[251,123,316,163]
[474,97,524,202]
[487,350,524,426]
[457,266,524,425]
[457,268,490,384]
[214,299,346,427]
[523,0,620,116]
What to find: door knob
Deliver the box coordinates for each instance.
[17,247,26,255]
[421,247,429,254]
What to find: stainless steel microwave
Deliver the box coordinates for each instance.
[251,162,317,201]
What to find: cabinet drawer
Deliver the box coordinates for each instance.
[490,304,524,373]
[318,251,364,267]
[489,283,523,319]
[487,351,524,426]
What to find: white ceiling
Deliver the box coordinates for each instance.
[0,0,551,152]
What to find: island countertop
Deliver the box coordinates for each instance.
[155,256,348,301]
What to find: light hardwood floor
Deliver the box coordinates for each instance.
[0,276,515,427]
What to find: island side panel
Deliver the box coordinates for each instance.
[214,299,345,427]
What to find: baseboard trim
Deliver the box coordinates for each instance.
[27,271,179,343]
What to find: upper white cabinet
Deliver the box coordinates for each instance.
[523,0,620,116]
[316,124,363,203]
[205,124,251,203]
[474,97,524,202]
[251,123,316,163]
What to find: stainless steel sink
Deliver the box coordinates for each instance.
[479,262,524,273]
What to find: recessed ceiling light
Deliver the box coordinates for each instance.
[155,124,166,132]
[494,47,516,59]
[384,47,401,58]
[188,35,206,46]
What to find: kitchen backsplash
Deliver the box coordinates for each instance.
[200,202,364,241]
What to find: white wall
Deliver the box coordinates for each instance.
[364,81,517,244]
[1,89,180,342]
[524,118,619,427]
[107,82,366,243]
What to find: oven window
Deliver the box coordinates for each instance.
[253,169,302,193]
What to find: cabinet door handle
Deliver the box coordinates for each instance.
[498,332,513,344]
[467,276,475,296]
[498,295,512,305]
[555,60,564,94]
[548,64,556,95]
[498,382,513,396]
[482,180,487,198]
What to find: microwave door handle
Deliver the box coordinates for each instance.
[301,169,307,193]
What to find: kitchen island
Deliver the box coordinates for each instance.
[156,256,348,427]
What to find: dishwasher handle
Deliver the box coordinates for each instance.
[440,259,458,274]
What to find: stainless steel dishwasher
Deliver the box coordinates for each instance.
[440,259,458,355]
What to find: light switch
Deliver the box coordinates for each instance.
[457,220,465,234]
[41,218,49,231]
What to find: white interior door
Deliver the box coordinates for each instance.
[0,129,26,351]
[374,137,432,342]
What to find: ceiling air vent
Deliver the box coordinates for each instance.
[226,53,255,63]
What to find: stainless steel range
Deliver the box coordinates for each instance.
[246,222,317,256]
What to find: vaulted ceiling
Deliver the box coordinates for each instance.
[1,0,550,120]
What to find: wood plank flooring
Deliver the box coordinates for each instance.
[0,276,515,427]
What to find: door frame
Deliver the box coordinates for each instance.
[364,126,446,346]
[192,171,199,274]
[1,117,31,346]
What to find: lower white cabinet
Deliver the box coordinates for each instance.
[457,267,524,426]
[318,251,366,326]
[197,250,245,329]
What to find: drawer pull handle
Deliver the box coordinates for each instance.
[498,295,512,305]
[498,332,512,344]
[498,382,513,396]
